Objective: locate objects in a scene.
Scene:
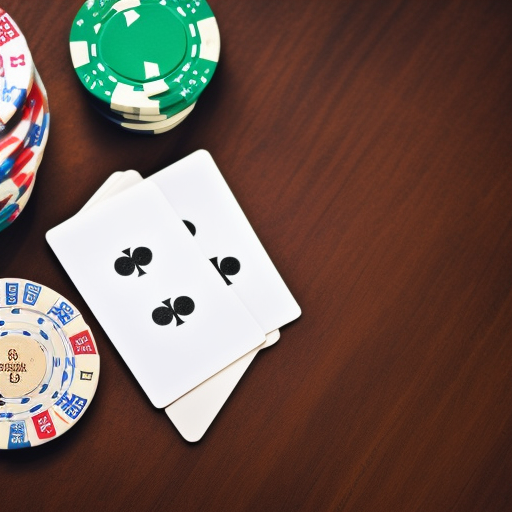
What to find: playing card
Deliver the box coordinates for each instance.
[80,170,141,213]
[165,329,281,441]
[80,172,123,212]
[71,152,301,440]
[86,155,301,334]
[46,180,266,408]
[149,150,302,334]
[83,171,282,441]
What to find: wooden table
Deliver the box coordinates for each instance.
[1,1,512,510]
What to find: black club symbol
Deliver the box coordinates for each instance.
[183,220,196,236]
[152,296,195,327]
[114,247,153,277]
[210,256,241,286]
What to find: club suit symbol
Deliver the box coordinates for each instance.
[183,220,196,236]
[210,256,241,286]
[181,219,242,286]
[114,247,153,277]
[152,296,195,326]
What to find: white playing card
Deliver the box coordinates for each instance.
[83,171,282,441]
[165,329,281,441]
[81,171,123,211]
[46,180,266,408]
[80,170,142,213]
[149,150,301,334]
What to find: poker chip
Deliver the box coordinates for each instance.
[0,174,36,230]
[90,92,197,123]
[0,9,35,128]
[92,101,195,134]
[0,279,100,449]
[0,76,41,172]
[0,11,50,233]
[0,66,50,233]
[69,0,220,133]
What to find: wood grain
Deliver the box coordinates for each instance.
[1,0,512,510]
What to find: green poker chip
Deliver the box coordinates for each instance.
[69,0,220,117]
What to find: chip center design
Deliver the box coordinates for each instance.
[0,334,47,398]
[99,5,187,82]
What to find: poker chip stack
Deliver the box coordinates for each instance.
[69,0,220,135]
[0,9,50,233]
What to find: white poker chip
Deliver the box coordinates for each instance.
[0,70,41,165]
[0,69,50,231]
[119,103,195,133]
[0,9,35,127]
[0,279,100,449]
[92,101,195,134]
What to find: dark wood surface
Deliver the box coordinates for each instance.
[1,0,512,510]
